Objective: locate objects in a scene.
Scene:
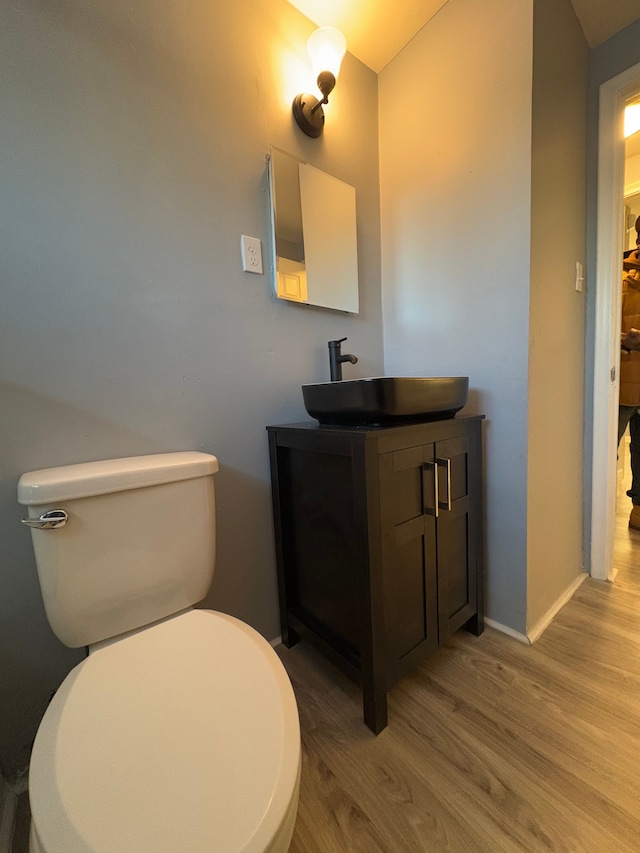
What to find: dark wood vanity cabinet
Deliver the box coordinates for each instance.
[267,415,484,734]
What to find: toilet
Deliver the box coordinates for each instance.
[17,452,300,853]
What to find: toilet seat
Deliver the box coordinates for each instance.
[29,609,300,853]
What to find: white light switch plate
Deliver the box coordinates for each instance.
[241,235,263,274]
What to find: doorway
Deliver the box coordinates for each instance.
[616,113,640,545]
[591,62,640,581]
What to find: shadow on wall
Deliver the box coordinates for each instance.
[0,380,165,781]
[465,388,483,416]
[202,459,280,636]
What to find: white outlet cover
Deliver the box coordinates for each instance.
[241,235,263,274]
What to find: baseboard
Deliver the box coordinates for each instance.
[526,572,588,644]
[270,635,282,649]
[0,777,17,853]
[484,618,530,644]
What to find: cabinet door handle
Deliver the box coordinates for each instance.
[423,461,438,517]
[436,457,452,511]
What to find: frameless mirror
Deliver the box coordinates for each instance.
[267,147,359,313]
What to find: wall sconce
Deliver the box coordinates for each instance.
[292,27,347,138]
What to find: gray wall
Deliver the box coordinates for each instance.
[584,18,640,570]
[379,0,590,634]
[527,0,588,629]
[379,0,535,633]
[0,0,382,780]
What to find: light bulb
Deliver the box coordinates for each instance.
[307,27,346,82]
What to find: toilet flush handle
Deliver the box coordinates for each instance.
[21,509,68,529]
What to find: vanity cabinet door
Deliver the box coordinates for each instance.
[380,426,482,681]
[435,434,478,643]
[380,444,439,684]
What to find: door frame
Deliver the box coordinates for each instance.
[591,61,640,581]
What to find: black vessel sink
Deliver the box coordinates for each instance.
[302,376,469,426]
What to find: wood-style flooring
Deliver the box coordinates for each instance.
[277,481,640,852]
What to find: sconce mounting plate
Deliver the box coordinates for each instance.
[292,94,325,138]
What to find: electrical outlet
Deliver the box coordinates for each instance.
[575,261,584,292]
[241,235,263,274]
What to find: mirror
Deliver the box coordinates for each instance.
[267,147,359,313]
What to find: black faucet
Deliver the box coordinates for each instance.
[328,337,358,382]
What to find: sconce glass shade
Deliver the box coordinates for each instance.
[292,27,347,138]
[307,27,347,81]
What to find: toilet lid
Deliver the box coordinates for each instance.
[29,610,300,853]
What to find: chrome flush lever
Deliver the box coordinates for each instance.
[22,509,68,529]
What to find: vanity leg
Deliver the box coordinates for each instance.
[465,613,484,637]
[281,620,300,648]
[465,558,484,637]
[363,681,388,734]
[361,652,388,734]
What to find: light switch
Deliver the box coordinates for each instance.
[575,261,584,292]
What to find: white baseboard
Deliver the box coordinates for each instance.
[485,618,530,644]
[0,777,17,853]
[526,572,588,644]
[270,635,282,649]
[485,572,588,646]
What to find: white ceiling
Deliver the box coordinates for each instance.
[288,0,640,73]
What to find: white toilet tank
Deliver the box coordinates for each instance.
[18,452,218,648]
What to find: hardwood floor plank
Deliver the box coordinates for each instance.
[291,740,390,853]
[394,659,639,850]
[285,649,489,853]
[471,624,640,744]
[438,635,640,795]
